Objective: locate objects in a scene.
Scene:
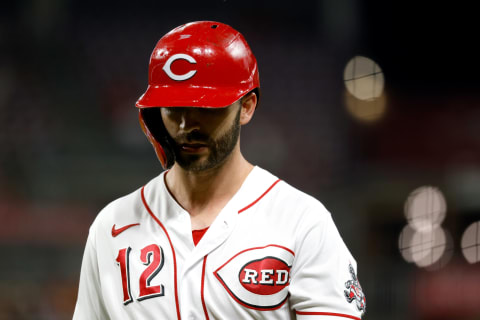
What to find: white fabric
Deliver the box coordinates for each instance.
[73,166,365,319]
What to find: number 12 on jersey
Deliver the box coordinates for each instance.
[115,244,165,305]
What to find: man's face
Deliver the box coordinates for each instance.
[160,102,242,172]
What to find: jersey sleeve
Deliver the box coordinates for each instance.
[289,209,366,319]
[73,226,109,320]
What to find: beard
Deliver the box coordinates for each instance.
[171,107,241,172]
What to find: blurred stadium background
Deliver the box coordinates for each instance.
[1,0,479,319]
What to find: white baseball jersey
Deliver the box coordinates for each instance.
[73,166,366,319]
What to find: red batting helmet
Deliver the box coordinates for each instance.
[136,21,260,169]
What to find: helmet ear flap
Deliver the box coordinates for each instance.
[139,109,175,169]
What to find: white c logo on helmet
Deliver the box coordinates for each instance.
[162,53,197,81]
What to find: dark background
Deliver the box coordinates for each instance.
[1,0,479,319]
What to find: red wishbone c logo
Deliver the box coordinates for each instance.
[214,245,294,310]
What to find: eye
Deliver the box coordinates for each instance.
[200,107,229,116]
[202,107,219,113]
[163,107,184,116]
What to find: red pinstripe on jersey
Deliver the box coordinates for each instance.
[201,256,210,320]
[295,311,361,319]
[238,179,281,214]
[141,186,181,320]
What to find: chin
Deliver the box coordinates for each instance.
[177,157,212,172]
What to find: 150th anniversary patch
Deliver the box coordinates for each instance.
[214,245,295,310]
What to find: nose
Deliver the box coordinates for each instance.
[178,108,201,132]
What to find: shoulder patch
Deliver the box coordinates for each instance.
[344,263,366,314]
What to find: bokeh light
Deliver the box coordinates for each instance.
[399,224,416,263]
[461,221,480,264]
[343,56,386,122]
[411,227,447,268]
[344,56,384,101]
[399,223,453,269]
[404,186,446,232]
[344,90,387,123]
[399,186,451,269]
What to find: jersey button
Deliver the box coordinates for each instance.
[188,314,196,320]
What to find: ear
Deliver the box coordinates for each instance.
[239,92,257,125]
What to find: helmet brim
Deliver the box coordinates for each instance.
[135,85,251,109]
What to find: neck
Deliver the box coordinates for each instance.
[165,144,254,217]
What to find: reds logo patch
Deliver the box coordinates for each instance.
[344,263,366,313]
[214,245,294,310]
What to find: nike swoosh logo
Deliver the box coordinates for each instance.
[112,223,140,237]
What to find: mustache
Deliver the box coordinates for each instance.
[173,130,211,145]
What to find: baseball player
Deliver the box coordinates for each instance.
[73,21,366,319]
